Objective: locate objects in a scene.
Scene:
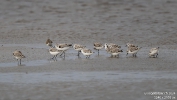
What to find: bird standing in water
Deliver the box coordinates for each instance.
[13,50,25,65]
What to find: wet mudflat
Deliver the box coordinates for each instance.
[0,0,177,100]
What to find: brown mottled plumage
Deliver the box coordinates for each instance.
[105,43,121,49]
[126,43,137,48]
[126,46,142,57]
[93,42,104,55]
[110,48,123,57]
[13,50,25,65]
[73,44,86,56]
[46,38,53,47]
[129,46,139,52]
[110,48,123,53]
[74,44,85,50]
[82,48,92,53]
[49,48,61,52]
[94,43,103,47]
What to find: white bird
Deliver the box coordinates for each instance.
[49,48,63,60]
[55,43,72,58]
[73,44,86,57]
[104,43,121,53]
[126,46,142,57]
[81,48,94,58]
[104,44,123,57]
[13,50,25,65]
[93,42,104,55]
[149,47,159,58]
[109,48,123,58]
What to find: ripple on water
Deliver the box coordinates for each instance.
[0,60,49,67]
[0,71,176,84]
[0,44,46,49]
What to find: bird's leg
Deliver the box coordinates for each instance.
[150,54,154,58]
[126,53,128,56]
[151,55,155,58]
[20,59,21,65]
[117,54,119,58]
[79,51,81,57]
[54,55,57,61]
[60,51,64,56]
[135,53,137,57]
[55,55,57,61]
[64,51,65,58]
[59,52,63,56]
[17,59,19,65]
[132,54,134,57]
[52,55,55,59]
[77,51,80,56]
[51,55,55,60]
[98,49,99,55]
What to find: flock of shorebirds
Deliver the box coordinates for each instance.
[13,38,160,65]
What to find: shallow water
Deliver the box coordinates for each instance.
[0,60,48,67]
[0,44,46,49]
[0,71,176,84]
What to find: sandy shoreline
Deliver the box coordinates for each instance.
[0,0,177,100]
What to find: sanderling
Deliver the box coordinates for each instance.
[126,46,142,57]
[49,47,63,60]
[55,43,72,58]
[104,44,123,57]
[109,48,123,58]
[105,43,121,49]
[13,50,25,65]
[125,43,135,47]
[104,44,112,53]
[104,43,121,53]
[73,44,86,57]
[93,42,104,55]
[149,47,159,58]
[46,38,53,47]
[81,48,94,58]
